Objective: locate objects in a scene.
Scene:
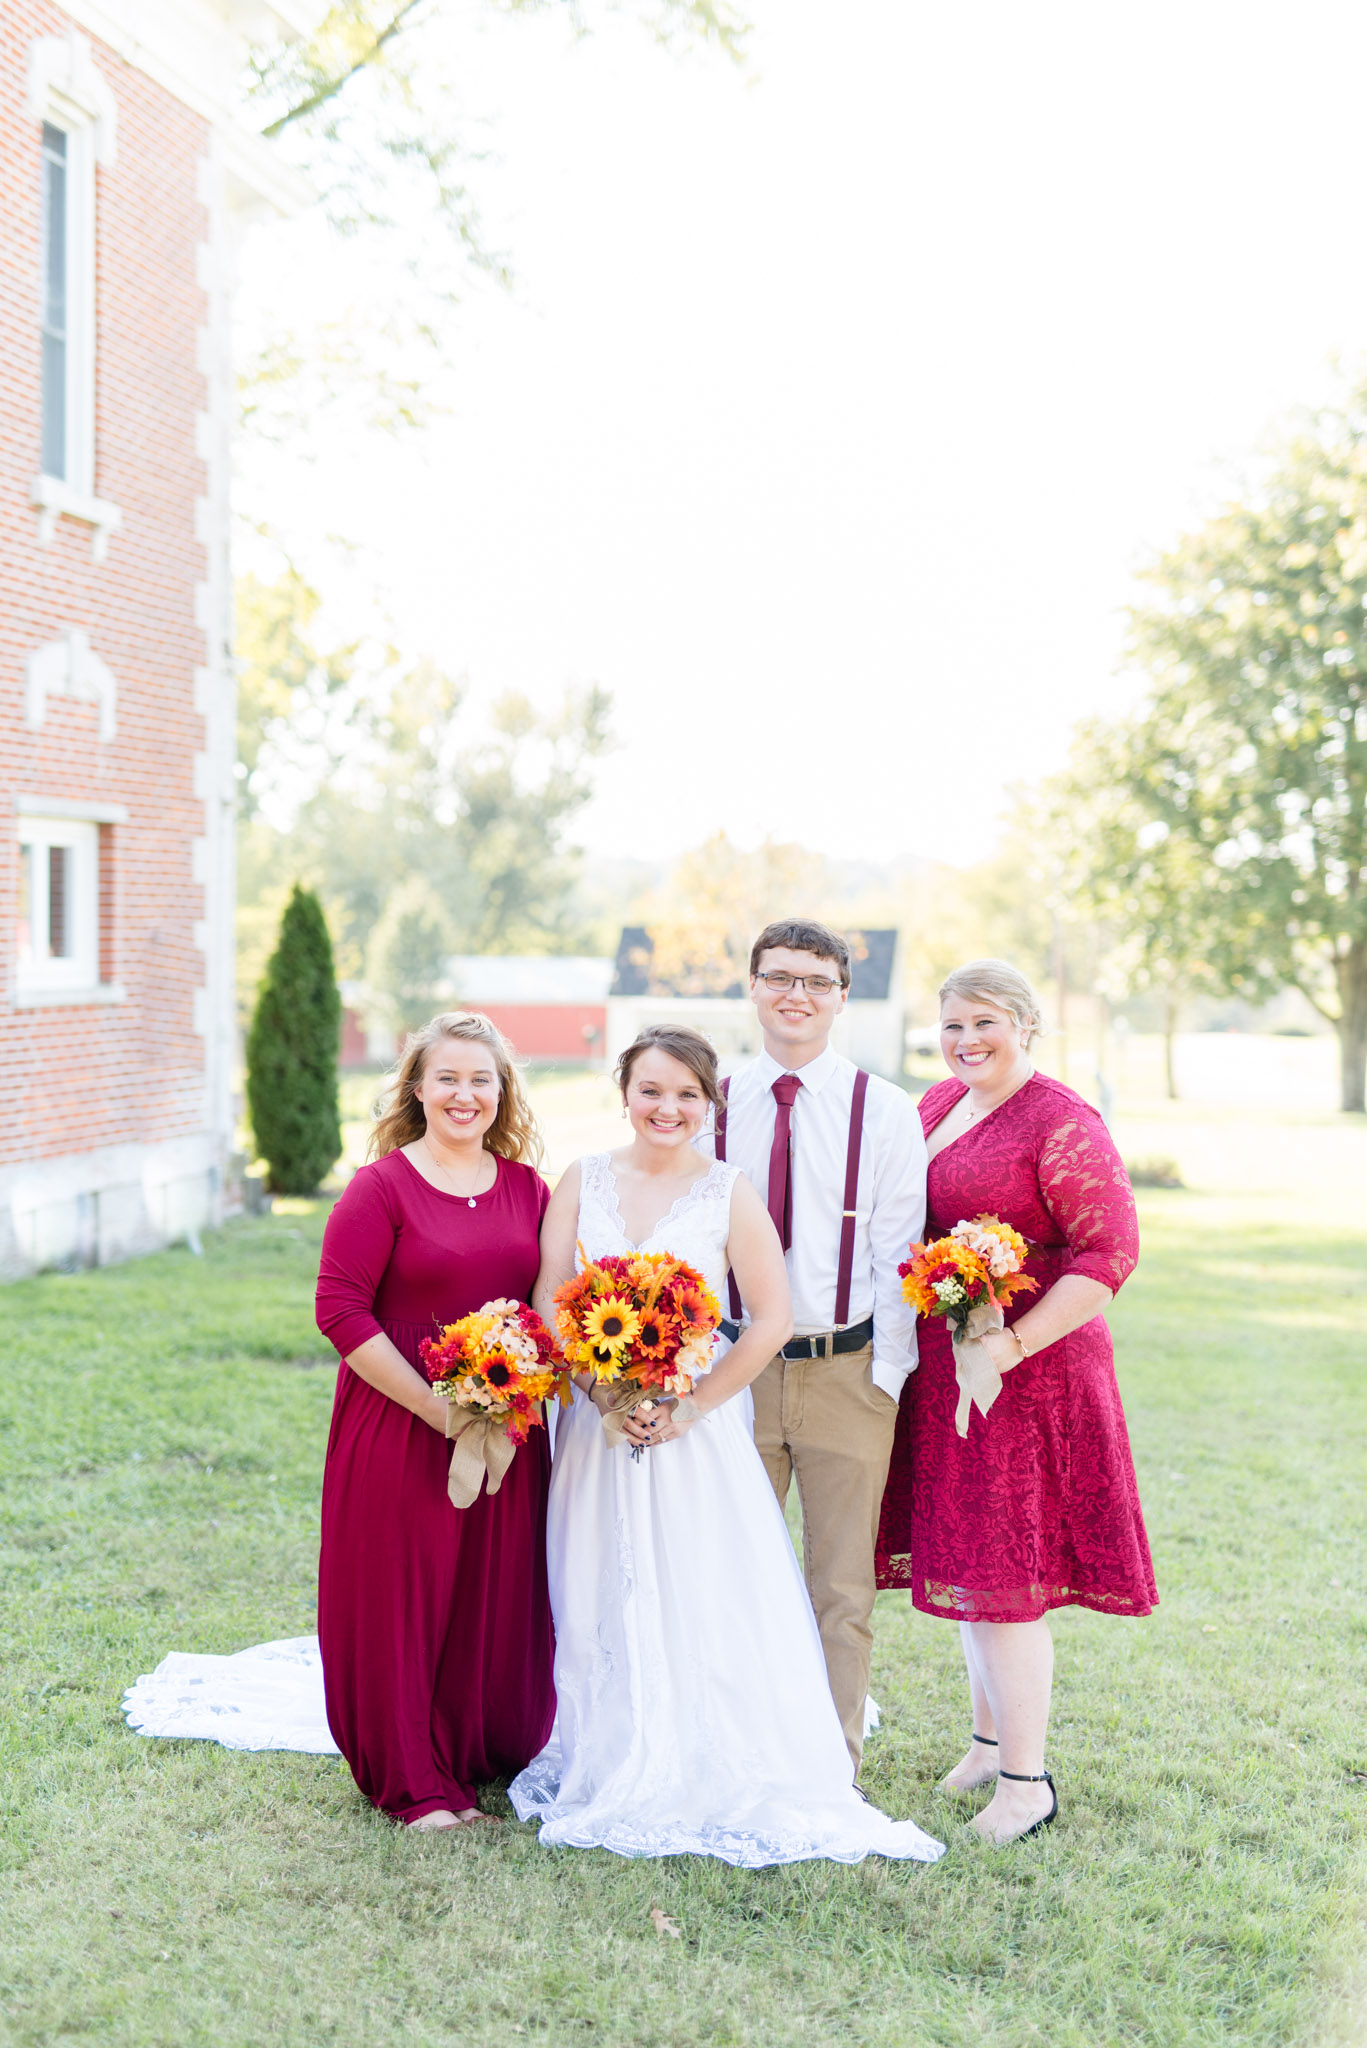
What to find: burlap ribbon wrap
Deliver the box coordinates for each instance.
[951,1302,1006,1439]
[597,1382,659,1451]
[444,1405,523,1509]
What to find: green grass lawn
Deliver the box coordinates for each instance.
[1,1191,1365,2048]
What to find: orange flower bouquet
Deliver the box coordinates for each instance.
[419,1299,568,1508]
[553,1249,722,1455]
[900,1216,1037,1438]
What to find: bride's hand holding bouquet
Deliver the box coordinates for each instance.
[554,1248,722,1456]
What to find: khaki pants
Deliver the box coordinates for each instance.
[750,1341,899,1774]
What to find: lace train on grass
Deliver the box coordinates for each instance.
[123,1636,340,1755]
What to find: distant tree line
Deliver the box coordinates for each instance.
[237,377,1367,1122]
[236,561,612,1038]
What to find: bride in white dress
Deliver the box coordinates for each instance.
[509,1026,944,1868]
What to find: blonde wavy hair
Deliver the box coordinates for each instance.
[938,959,1046,1047]
[368,1011,543,1166]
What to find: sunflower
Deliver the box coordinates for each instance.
[634,1310,678,1360]
[672,1287,713,1331]
[481,1354,516,1392]
[583,1297,641,1352]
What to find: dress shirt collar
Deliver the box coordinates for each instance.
[754,1044,843,1098]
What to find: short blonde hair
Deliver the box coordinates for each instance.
[369,1011,543,1166]
[938,959,1045,1046]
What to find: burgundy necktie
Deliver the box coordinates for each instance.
[768,1073,803,1252]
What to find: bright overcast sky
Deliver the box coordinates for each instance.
[242,0,1367,866]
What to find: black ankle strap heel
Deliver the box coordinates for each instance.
[972,1733,998,1746]
[997,1768,1058,1836]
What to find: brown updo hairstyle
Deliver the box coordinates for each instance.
[369,1011,543,1166]
[614,1025,725,1120]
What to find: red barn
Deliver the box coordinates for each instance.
[340,958,614,1071]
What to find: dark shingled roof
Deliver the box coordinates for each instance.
[611,926,656,997]
[846,928,897,1001]
[610,927,897,1001]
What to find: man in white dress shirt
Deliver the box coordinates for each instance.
[710,918,927,1772]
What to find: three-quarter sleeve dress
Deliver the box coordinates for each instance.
[315,1147,555,1823]
[875,1073,1157,1622]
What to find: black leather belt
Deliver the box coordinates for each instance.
[720,1316,874,1359]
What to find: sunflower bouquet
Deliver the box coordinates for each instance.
[900,1216,1037,1438]
[553,1250,722,1455]
[419,1299,568,1508]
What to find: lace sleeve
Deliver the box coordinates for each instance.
[1037,1114,1138,1294]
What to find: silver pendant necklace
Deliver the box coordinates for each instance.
[422,1138,484,1206]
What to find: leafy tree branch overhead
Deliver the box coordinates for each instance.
[257,1,432,140]
[254,1,747,147]
[237,0,749,434]
[231,1,742,1025]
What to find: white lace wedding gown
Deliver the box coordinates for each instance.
[507,1153,945,1868]
[123,1636,339,1754]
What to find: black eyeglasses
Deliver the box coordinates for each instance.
[755,971,842,995]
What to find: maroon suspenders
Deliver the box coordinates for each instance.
[834,1068,869,1328]
[719,1068,869,1332]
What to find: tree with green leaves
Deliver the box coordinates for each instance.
[364,873,456,1034]
[246,885,344,1193]
[449,687,614,954]
[1126,381,1367,1111]
[1047,722,1225,1100]
[235,565,360,821]
[636,833,824,995]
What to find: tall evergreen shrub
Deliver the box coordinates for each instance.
[246,885,343,1195]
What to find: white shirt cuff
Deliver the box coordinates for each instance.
[871,1358,911,1402]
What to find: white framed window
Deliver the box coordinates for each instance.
[39,118,84,486]
[17,816,98,996]
[26,31,120,561]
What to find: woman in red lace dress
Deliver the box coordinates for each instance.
[876,960,1156,1844]
[315,1013,555,1831]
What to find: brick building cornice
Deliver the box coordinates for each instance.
[44,1,313,216]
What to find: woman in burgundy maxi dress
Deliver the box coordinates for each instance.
[315,1146,555,1825]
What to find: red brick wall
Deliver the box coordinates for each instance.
[0,5,211,1163]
